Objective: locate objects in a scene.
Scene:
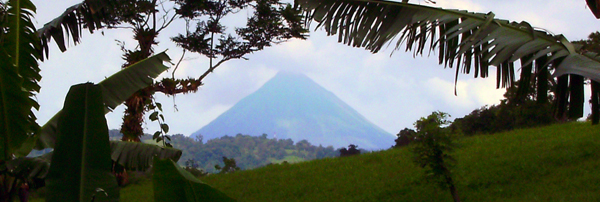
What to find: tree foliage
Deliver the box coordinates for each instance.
[393,128,416,148]
[146,133,338,173]
[339,144,361,157]
[451,77,556,136]
[411,111,460,202]
[101,0,310,142]
[184,159,208,178]
[214,156,240,174]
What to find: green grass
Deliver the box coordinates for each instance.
[197,122,600,201]
[35,122,600,201]
[269,155,305,164]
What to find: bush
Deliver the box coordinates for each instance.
[339,144,361,157]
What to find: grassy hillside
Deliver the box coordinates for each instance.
[120,122,600,201]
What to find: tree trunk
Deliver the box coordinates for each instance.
[447,179,461,202]
[443,169,461,202]
[591,81,600,124]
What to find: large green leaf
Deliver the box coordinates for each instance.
[45,83,119,202]
[152,158,236,202]
[296,0,600,120]
[110,141,182,171]
[26,51,171,152]
[0,0,41,161]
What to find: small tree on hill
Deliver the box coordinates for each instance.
[411,111,460,202]
[215,156,240,174]
[339,144,361,157]
[185,159,208,178]
[393,128,416,148]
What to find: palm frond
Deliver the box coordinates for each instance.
[297,0,600,120]
[37,0,115,59]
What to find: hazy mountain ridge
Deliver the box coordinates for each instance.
[193,71,395,149]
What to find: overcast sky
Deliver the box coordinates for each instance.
[30,0,600,138]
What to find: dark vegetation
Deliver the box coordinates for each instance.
[339,144,361,157]
[410,112,460,202]
[214,157,241,174]
[450,79,556,136]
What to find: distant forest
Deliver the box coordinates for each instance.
[109,130,338,173]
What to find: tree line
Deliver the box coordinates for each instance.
[110,131,338,173]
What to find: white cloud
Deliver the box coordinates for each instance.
[435,0,486,11]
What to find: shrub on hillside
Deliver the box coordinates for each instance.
[393,128,417,148]
[339,144,361,157]
[411,111,461,202]
[215,156,241,174]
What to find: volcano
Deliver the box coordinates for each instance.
[192,71,395,149]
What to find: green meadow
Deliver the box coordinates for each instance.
[116,121,600,201]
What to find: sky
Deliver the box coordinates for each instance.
[30,0,600,138]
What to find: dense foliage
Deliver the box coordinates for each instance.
[339,144,361,157]
[214,156,241,174]
[392,128,416,148]
[450,78,556,136]
[109,131,338,173]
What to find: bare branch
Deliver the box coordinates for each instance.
[172,50,186,79]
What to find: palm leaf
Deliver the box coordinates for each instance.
[0,0,41,161]
[27,51,170,152]
[296,0,600,120]
[45,83,119,202]
[37,0,115,59]
[110,141,182,171]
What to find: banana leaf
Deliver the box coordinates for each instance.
[110,141,182,171]
[18,51,171,154]
[45,83,119,202]
[0,0,42,161]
